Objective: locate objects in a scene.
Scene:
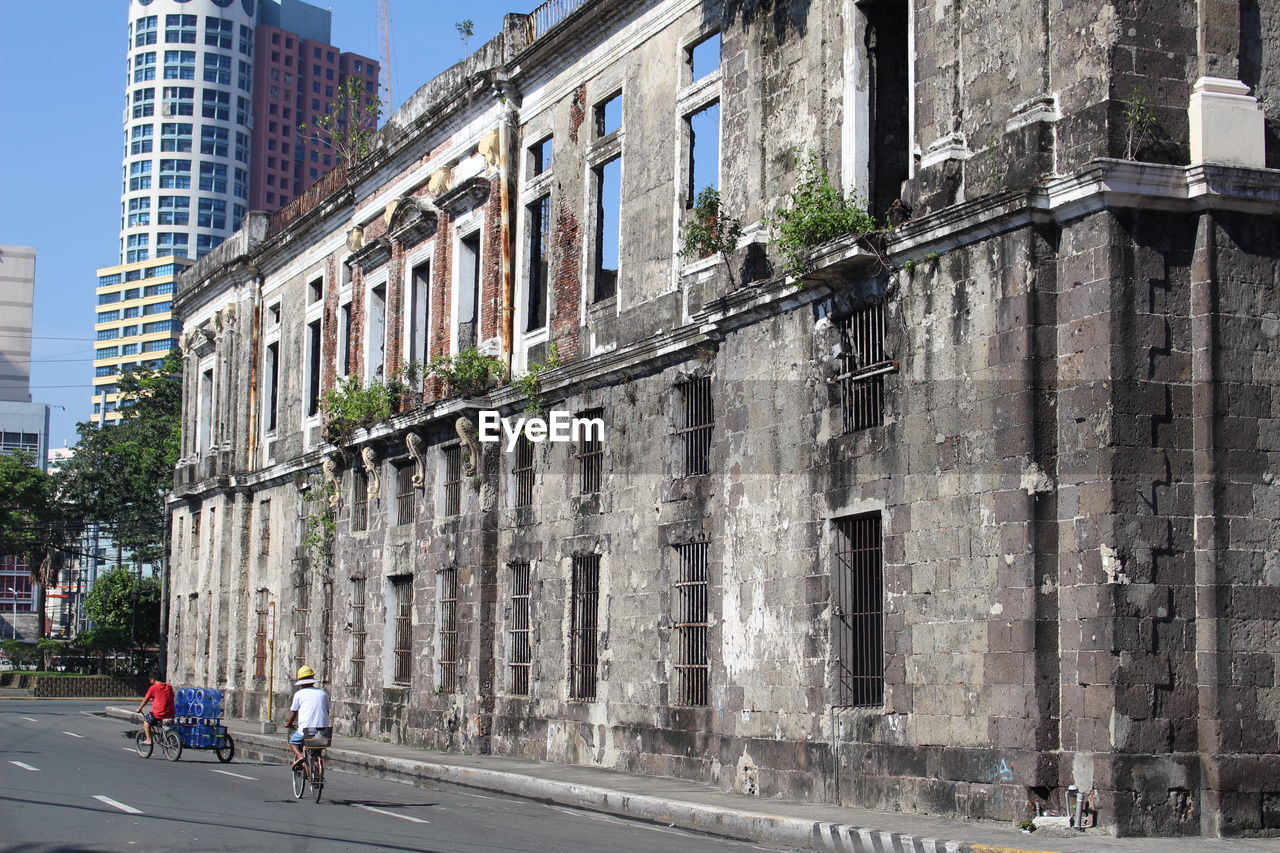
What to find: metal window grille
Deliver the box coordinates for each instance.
[675,376,713,476]
[443,446,462,516]
[258,499,270,557]
[674,542,710,706]
[320,580,333,679]
[513,436,535,509]
[350,578,366,688]
[578,409,603,494]
[395,463,415,525]
[508,562,532,696]
[190,510,201,554]
[832,513,885,707]
[291,575,309,677]
[569,555,600,700]
[253,588,269,679]
[352,469,368,531]
[836,303,888,433]
[392,576,413,686]
[437,568,459,693]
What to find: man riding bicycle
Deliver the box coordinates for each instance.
[284,665,330,769]
[134,670,175,745]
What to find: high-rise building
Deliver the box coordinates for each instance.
[95,0,377,422]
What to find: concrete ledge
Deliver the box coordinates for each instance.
[102,706,1062,853]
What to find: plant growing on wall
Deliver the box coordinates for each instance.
[456,19,475,56]
[387,360,425,412]
[1123,88,1157,161]
[300,475,337,573]
[299,76,384,168]
[320,376,395,445]
[766,152,879,281]
[512,342,561,417]
[679,187,744,284]
[427,347,507,398]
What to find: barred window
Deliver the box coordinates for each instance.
[835,303,890,433]
[442,446,462,516]
[350,578,366,688]
[578,408,603,494]
[673,542,710,706]
[391,576,412,686]
[832,513,884,707]
[291,575,309,677]
[437,568,459,693]
[351,468,368,531]
[190,509,201,554]
[395,462,415,525]
[253,588,269,679]
[569,555,600,700]
[320,580,334,679]
[512,436,535,509]
[258,499,270,557]
[675,376,713,476]
[508,562,532,696]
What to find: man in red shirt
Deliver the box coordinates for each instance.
[134,670,175,745]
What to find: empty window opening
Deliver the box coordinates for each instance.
[190,509,201,554]
[307,276,323,304]
[395,462,415,525]
[351,468,369,531]
[578,408,604,494]
[264,342,279,431]
[530,135,553,176]
[836,303,889,433]
[686,101,720,205]
[408,260,430,366]
[595,92,621,136]
[292,574,310,677]
[306,319,322,417]
[674,541,710,706]
[525,196,550,331]
[569,554,600,701]
[442,446,462,516]
[258,499,271,557]
[391,576,413,686]
[437,568,459,693]
[508,562,532,696]
[253,588,269,679]
[350,577,366,688]
[338,302,352,376]
[832,513,884,707]
[593,158,620,302]
[513,435,535,509]
[862,2,910,218]
[198,367,214,452]
[689,32,721,81]
[457,233,481,350]
[367,283,387,380]
[675,376,713,476]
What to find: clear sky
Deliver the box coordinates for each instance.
[0,0,524,451]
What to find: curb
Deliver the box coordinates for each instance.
[102,706,1060,853]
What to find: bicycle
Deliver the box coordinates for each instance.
[289,726,330,803]
[134,715,183,762]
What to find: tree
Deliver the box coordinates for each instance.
[54,351,182,563]
[299,76,383,168]
[0,451,67,560]
[83,567,161,646]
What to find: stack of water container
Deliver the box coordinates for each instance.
[174,687,228,749]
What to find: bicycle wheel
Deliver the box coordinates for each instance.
[215,734,235,764]
[134,729,153,759]
[291,763,307,799]
[311,754,324,803]
[161,728,183,762]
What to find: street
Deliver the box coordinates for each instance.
[0,700,777,853]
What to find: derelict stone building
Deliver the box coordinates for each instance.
[167,0,1280,837]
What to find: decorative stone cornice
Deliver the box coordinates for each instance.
[386,196,440,247]
[349,236,392,273]
[434,175,491,215]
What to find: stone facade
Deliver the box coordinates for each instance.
[167,0,1280,837]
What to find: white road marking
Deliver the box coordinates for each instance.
[21,716,38,722]
[355,804,430,824]
[94,795,142,815]
[122,748,137,753]
[61,731,85,738]
[8,761,40,771]
[210,769,256,780]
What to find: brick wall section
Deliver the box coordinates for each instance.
[30,675,148,698]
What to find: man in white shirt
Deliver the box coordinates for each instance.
[284,665,330,768]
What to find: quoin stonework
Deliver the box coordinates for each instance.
[167,0,1280,838]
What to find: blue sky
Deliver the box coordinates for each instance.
[0,0,520,450]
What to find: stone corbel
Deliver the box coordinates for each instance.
[346,225,364,253]
[456,416,480,478]
[920,132,971,169]
[405,431,428,489]
[478,128,501,169]
[427,166,453,197]
[361,445,382,501]
[321,454,341,509]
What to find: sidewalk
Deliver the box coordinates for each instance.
[103,706,1274,853]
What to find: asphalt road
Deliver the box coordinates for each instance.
[0,700,778,853]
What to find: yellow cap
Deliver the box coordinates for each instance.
[296,665,315,680]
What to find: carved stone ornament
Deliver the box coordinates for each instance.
[456,416,479,478]
[346,225,364,253]
[427,166,452,197]
[218,304,238,331]
[321,455,341,509]
[362,445,381,500]
[386,196,439,246]
[405,431,427,489]
[478,128,501,169]
[210,311,224,336]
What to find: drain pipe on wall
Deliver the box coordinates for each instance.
[495,75,519,373]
